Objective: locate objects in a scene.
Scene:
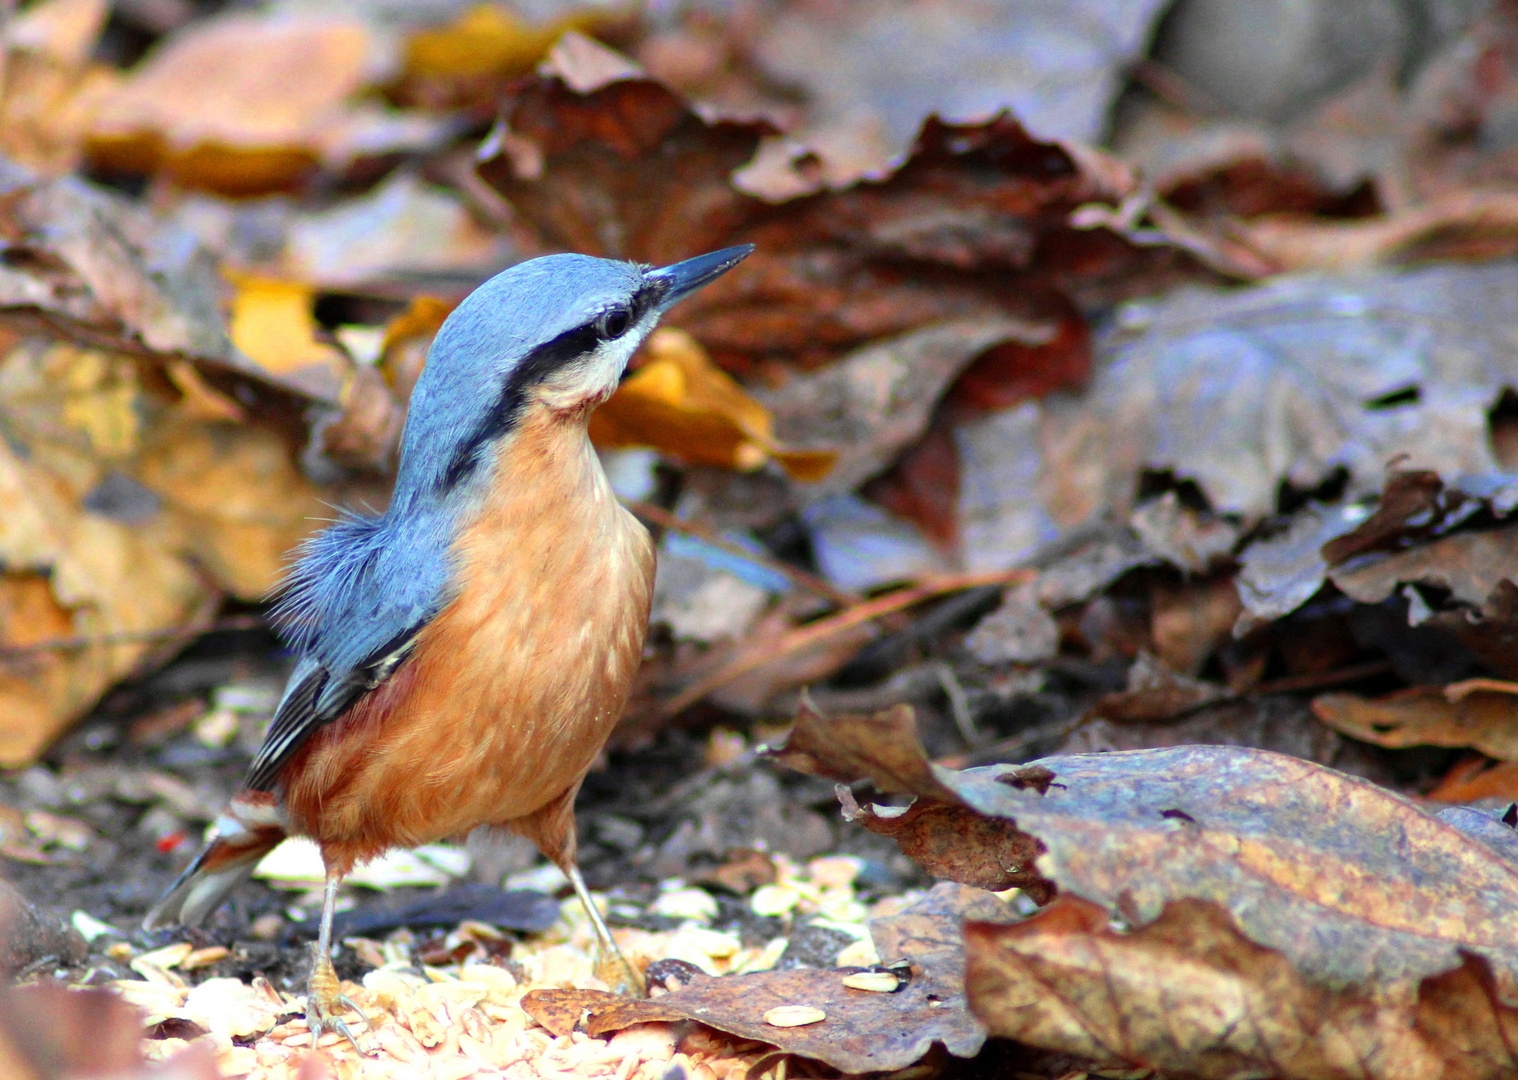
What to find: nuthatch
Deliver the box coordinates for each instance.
[145,245,755,1046]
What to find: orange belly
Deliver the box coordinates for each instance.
[280,407,654,875]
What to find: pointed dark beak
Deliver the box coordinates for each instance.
[645,244,754,310]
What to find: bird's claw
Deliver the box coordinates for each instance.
[307,946,374,1055]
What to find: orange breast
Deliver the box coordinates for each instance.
[281,407,654,874]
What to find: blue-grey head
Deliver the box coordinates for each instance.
[274,245,751,672]
[393,244,753,511]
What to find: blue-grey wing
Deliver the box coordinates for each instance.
[244,509,452,793]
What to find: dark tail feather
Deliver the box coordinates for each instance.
[143,825,285,930]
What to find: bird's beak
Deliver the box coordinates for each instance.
[646,245,755,310]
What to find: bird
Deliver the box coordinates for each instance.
[144,244,755,1049]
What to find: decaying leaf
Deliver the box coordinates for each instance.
[589,327,836,481]
[1313,685,1518,759]
[225,275,349,400]
[751,0,1172,172]
[479,54,1175,374]
[0,0,118,177]
[770,701,1518,1074]
[0,165,233,367]
[522,882,1004,1073]
[965,896,1518,1080]
[0,328,332,764]
[1428,757,1518,803]
[983,262,1518,559]
[1331,527,1518,613]
[86,11,444,195]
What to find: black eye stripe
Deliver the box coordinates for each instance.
[438,277,666,493]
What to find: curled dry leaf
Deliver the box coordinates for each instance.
[0,329,331,764]
[965,895,1518,1080]
[589,327,836,481]
[522,882,1003,1074]
[770,701,1518,1074]
[983,261,1518,567]
[478,55,1169,379]
[1331,527,1518,612]
[0,165,232,367]
[1313,686,1518,760]
[750,0,1172,170]
[1429,758,1518,804]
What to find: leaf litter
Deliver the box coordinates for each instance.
[9,1,1518,1078]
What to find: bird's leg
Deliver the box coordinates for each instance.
[568,863,645,996]
[306,868,372,1054]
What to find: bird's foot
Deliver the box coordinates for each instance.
[306,944,373,1054]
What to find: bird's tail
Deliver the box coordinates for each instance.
[143,795,286,931]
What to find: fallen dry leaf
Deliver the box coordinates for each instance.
[225,274,348,398]
[770,700,1518,1064]
[523,882,1003,1073]
[479,49,1181,374]
[1331,527,1518,612]
[399,5,619,109]
[0,0,118,178]
[0,321,333,764]
[1428,756,1518,803]
[85,11,440,195]
[1313,685,1518,759]
[749,0,1172,176]
[590,327,836,481]
[965,895,1518,1080]
[0,167,233,367]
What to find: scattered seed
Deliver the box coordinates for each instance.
[763,1005,826,1027]
[180,945,229,970]
[841,971,900,993]
[750,884,801,917]
[134,942,193,970]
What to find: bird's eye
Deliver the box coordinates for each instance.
[597,307,633,340]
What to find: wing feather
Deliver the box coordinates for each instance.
[244,628,422,792]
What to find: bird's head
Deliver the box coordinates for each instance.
[392,245,752,507]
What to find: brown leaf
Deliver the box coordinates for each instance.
[1331,527,1518,612]
[989,263,1518,562]
[1429,756,1518,803]
[767,702,1053,896]
[526,883,1004,1073]
[837,786,1050,897]
[1313,686,1518,759]
[772,704,1518,1002]
[965,896,1518,1080]
[1321,468,1451,566]
[479,67,1166,373]
[0,981,147,1079]
[1147,575,1242,676]
[86,12,438,195]
[764,699,957,801]
[1087,652,1228,724]
[0,170,234,367]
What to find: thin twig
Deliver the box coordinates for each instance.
[624,498,861,607]
[0,615,266,662]
[656,569,1034,720]
[1251,659,1393,697]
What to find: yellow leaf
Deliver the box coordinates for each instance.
[226,274,349,397]
[405,4,590,80]
[589,328,836,481]
[55,347,139,458]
